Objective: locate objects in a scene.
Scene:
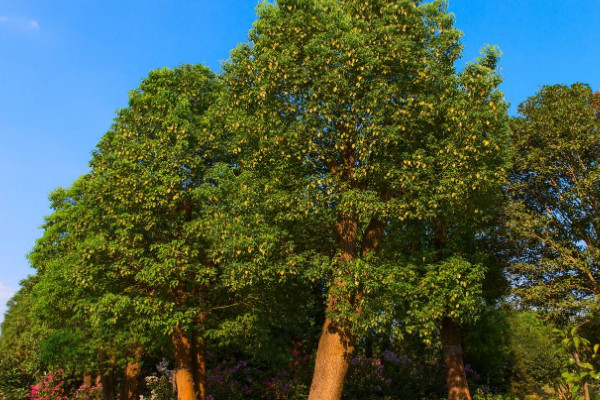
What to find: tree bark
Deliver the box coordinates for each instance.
[173,325,198,400]
[191,335,207,400]
[101,372,117,400]
[121,346,144,400]
[308,215,358,400]
[308,297,355,400]
[441,317,471,400]
[83,373,93,387]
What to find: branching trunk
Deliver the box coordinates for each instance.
[173,325,198,400]
[121,346,144,400]
[441,317,471,400]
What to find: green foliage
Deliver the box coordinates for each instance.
[84,63,221,334]
[505,311,567,398]
[469,390,518,400]
[0,277,45,376]
[219,0,510,350]
[461,307,513,392]
[4,2,599,400]
[556,327,600,400]
[0,355,36,400]
[396,257,486,344]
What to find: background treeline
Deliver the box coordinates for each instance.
[1,1,599,400]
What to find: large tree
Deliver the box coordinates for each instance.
[221,0,509,398]
[508,83,600,323]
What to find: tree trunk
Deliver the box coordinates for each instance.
[101,372,117,400]
[83,373,93,387]
[308,296,355,400]
[173,325,197,400]
[308,215,358,400]
[441,317,471,400]
[121,346,144,400]
[191,335,207,400]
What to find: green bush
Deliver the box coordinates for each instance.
[0,355,37,400]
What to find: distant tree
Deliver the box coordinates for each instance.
[20,180,136,400]
[592,90,600,111]
[508,83,600,324]
[0,277,43,400]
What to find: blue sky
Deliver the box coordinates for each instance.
[0,0,599,323]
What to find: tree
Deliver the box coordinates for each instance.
[81,64,221,400]
[508,83,600,324]
[386,47,510,400]
[0,277,43,400]
[221,1,509,398]
[27,180,134,399]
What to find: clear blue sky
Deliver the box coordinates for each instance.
[1,0,599,322]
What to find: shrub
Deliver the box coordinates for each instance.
[71,384,102,400]
[26,371,69,400]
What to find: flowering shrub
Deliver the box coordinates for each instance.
[343,357,389,399]
[140,375,174,400]
[71,384,102,400]
[26,371,69,400]
[139,359,175,400]
[207,358,255,400]
[206,342,310,400]
[340,351,448,400]
[25,371,102,400]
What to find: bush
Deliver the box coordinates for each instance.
[71,385,102,400]
[139,359,175,400]
[26,371,70,400]
[0,355,37,400]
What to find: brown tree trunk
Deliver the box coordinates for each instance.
[101,372,117,400]
[308,215,358,400]
[173,325,197,400]
[308,296,355,400]
[441,317,471,400]
[83,373,93,387]
[191,335,207,400]
[121,346,144,400]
